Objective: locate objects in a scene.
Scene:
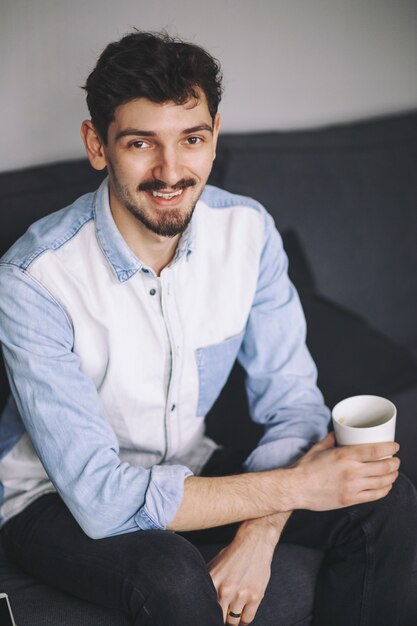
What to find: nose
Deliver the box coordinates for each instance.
[151,145,184,188]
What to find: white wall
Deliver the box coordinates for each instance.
[1,0,417,172]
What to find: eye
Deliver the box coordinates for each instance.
[129,140,149,149]
[186,136,202,145]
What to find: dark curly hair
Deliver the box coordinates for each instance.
[82,30,223,143]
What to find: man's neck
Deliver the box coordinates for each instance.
[135,234,180,276]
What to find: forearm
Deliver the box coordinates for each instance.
[167,470,294,531]
[168,435,400,532]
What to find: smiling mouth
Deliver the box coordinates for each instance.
[151,189,184,200]
[139,178,197,202]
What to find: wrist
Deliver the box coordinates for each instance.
[263,466,301,513]
[235,516,282,549]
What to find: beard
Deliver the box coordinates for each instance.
[108,163,201,238]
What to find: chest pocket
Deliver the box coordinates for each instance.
[195,331,245,416]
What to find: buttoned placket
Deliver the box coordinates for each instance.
[141,264,183,462]
[159,266,183,462]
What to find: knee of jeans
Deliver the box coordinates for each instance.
[128,531,212,594]
[384,472,417,514]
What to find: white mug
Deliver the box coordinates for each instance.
[332,395,396,446]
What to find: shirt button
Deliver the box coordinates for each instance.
[142,268,149,273]
[149,288,156,296]
[171,404,176,411]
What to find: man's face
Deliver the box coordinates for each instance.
[100,92,220,238]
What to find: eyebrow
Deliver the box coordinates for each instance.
[115,124,213,142]
[182,124,213,135]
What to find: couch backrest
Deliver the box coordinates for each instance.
[215,111,417,348]
[0,161,106,256]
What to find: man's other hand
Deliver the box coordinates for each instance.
[207,516,280,625]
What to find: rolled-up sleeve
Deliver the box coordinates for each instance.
[238,212,330,472]
[0,264,192,538]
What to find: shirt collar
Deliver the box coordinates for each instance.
[93,178,195,283]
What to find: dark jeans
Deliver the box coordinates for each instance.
[2,448,417,626]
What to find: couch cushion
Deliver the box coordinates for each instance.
[389,384,417,487]
[299,289,417,409]
[281,230,417,408]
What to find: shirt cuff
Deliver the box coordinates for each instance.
[134,464,193,530]
[243,437,313,472]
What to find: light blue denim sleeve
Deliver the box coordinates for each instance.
[0,264,192,538]
[239,212,330,472]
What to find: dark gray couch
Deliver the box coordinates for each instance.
[1,111,417,625]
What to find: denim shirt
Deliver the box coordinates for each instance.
[0,179,330,538]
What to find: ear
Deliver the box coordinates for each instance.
[212,113,221,161]
[80,121,107,171]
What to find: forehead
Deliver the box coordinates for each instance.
[108,93,212,139]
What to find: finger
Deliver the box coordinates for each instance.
[357,484,393,504]
[349,441,399,462]
[358,470,399,491]
[220,599,229,624]
[240,599,261,625]
[226,606,244,625]
[360,457,400,477]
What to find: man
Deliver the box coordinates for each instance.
[0,30,416,626]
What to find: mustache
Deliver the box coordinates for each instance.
[138,178,197,193]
